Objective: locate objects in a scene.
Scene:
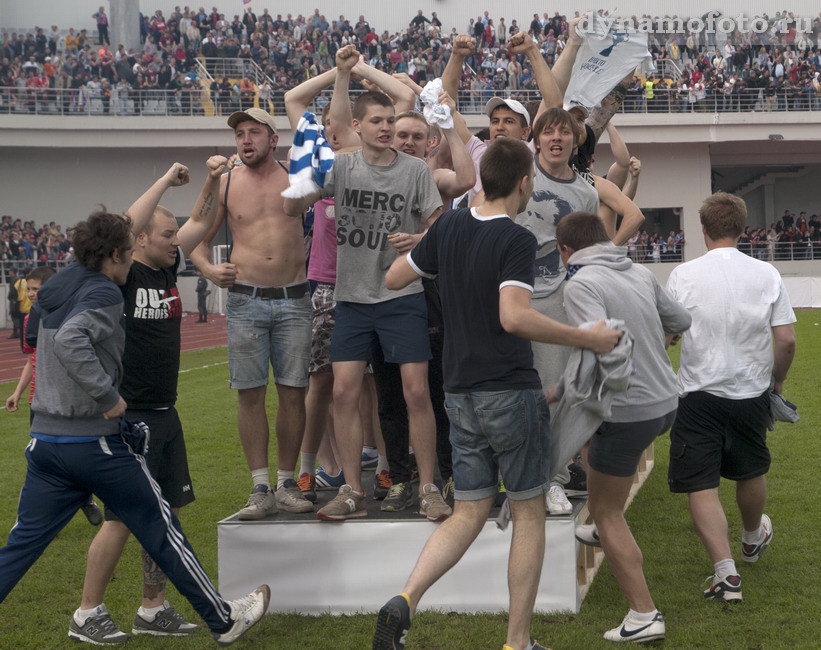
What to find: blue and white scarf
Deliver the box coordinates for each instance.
[281,111,335,199]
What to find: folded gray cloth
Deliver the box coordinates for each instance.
[768,390,799,431]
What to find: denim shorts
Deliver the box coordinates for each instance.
[227,290,311,389]
[444,388,550,501]
[330,293,431,364]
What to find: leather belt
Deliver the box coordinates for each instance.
[228,281,309,300]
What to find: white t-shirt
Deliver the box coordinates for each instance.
[666,247,796,399]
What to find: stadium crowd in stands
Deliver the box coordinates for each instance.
[1,8,820,114]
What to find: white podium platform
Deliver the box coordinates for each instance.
[217,447,654,615]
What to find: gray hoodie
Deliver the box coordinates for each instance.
[563,242,691,422]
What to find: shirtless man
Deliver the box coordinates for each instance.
[190,108,313,517]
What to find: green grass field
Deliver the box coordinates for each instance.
[1,312,820,649]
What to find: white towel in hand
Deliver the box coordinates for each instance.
[419,78,454,129]
[282,111,335,199]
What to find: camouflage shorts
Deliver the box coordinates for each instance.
[309,282,335,373]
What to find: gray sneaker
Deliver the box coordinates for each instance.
[132,601,199,636]
[419,483,452,522]
[238,484,277,520]
[381,482,413,512]
[275,479,314,513]
[68,606,130,645]
[316,484,367,521]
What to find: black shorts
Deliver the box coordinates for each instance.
[668,391,771,494]
[105,406,195,521]
[589,410,676,478]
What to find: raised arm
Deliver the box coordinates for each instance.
[552,14,584,97]
[594,175,645,245]
[442,34,474,118]
[604,123,630,189]
[284,67,337,130]
[586,77,630,140]
[177,155,234,256]
[125,163,189,235]
[621,156,641,200]
[508,31,561,119]
[327,44,361,150]
[354,60,417,112]
[432,93,476,200]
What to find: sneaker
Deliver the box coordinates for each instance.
[703,574,742,601]
[315,466,345,490]
[575,524,602,547]
[503,640,549,650]
[373,470,392,500]
[546,485,573,516]
[297,472,317,503]
[213,584,270,646]
[565,461,588,497]
[381,482,413,512]
[275,479,314,513]
[419,483,452,522]
[81,499,104,526]
[603,611,666,643]
[316,484,367,521]
[68,606,130,645]
[742,514,773,563]
[237,484,277,521]
[373,593,412,650]
[361,446,378,471]
[441,476,455,506]
[132,602,199,636]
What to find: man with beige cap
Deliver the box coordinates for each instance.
[190,107,314,518]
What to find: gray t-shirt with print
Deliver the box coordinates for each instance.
[322,149,442,303]
[518,157,600,298]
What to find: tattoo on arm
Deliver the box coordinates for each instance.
[587,82,628,140]
[142,547,167,600]
[199,192,214,218]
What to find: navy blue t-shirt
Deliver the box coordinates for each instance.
[408,208,541,392]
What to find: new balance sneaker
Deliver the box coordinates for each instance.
[603,611,666,643]
[546,485,573,515]
[275,479,314,513]
[442,476,455,506]
[213,584,270,647]
[81,498,104,526]
[361,446,379,471]
[132,601,199,636]
[297,472,317,503]
[316,484,367,521]
[68,606,130,645]
[575,524,602,547]
[703,574,742,601]
[381,482,413,512]
[742,514,773,563]
[373,470,392,500]
[237,484,277,521]
[373,593,412,650]
[315,466,345,490]
[419,483,452,522]
[564,461,588,497]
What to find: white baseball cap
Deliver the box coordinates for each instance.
[485,97,530,126]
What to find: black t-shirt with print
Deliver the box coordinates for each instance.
[120,251,182,408]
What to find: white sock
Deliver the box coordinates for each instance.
[714,558,737,580]
[137,601,167,620]
[742,521,764,544]
[628,608,658,622]
[299,453,317,477]
[376,454,389,473]
[276,469,293,489]
[362,445,377,455]
[75,605,105,624]
[251,468,269,489]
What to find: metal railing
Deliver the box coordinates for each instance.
[738,241,821,262]
[199,57,274,87]
[1,85,819,117]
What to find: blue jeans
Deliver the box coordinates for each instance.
[444,388,550,501]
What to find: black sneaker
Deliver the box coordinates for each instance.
[703,574,742,601]
[564,461,588,497]
[68,606,130,644]
[381,482,413,512]
[297,472,317,503]
[373,594,412,650]
[81,499,104,526]
[441,476,454,506]
[373,470,392,500]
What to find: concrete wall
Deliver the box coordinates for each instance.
[3,1,820,39]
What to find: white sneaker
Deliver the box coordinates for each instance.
[238,485,277,520]
[213,584,270,646]
[742,513,773,563]
[603,611,666,643]
[546,485,573,515]
[575,523,602,547]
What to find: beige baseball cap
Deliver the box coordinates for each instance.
[227,107,277,134]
